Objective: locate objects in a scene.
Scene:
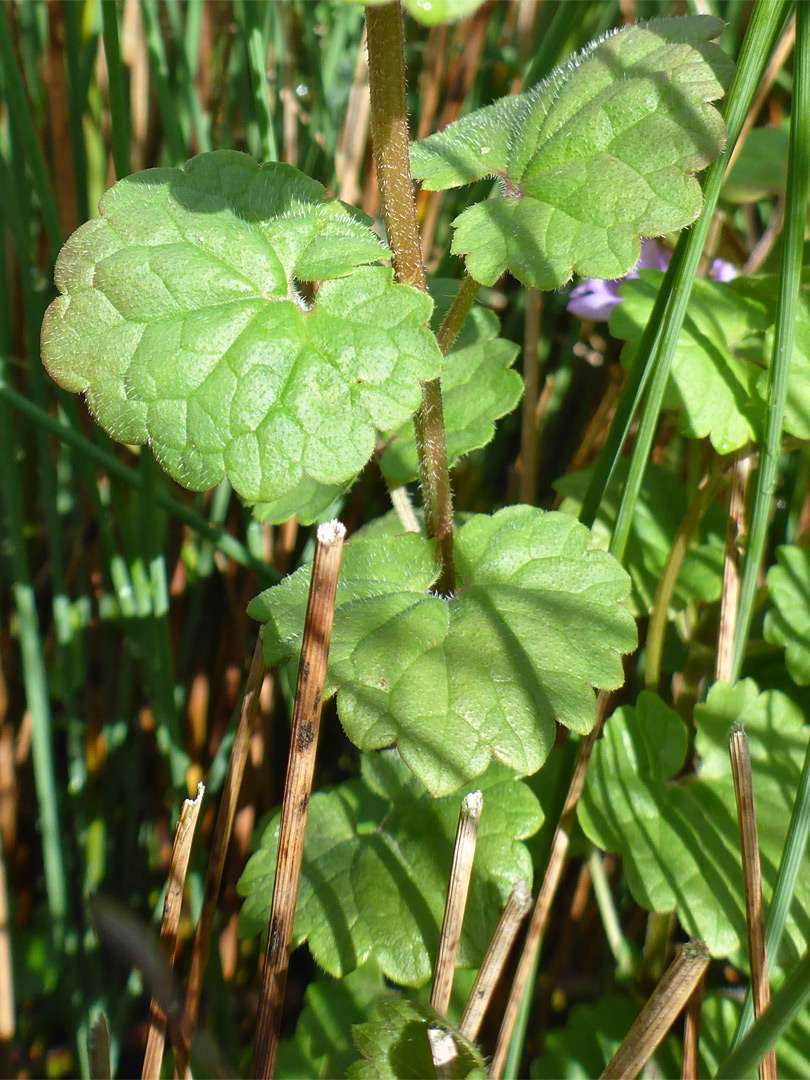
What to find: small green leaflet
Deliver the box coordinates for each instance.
[611,272,769,453]
[348,999,488,1079]
[275,963,391,1080]
[579,683,810,961]
[41,151,442,505]
[380,305,522,484]
[237,752,541,986]
[249,506,636,796]
[410,16,732,289]
[555,459,726,617]
[765,545,810,686]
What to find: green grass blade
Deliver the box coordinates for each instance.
[0,384,277,582]
[139,0,188,163]
[237,0,278,163]
[731,0,810,1047]
[0,1,62,259]
[608,0,792,563]
[101,0,131,178]
[716,947,810,1078]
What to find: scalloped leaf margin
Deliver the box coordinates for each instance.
[410,16,732,289]
[41,150,443,505]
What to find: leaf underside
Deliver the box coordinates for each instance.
[249,505,636,796]
[41,151,442,504]
[410,16,732,288]
[579,683,810,961]
[237,751,541,986]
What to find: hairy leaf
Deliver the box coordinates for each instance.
[250,506,636,795]
[579,684,810,960]
[381,305,522,484]
[555,459,727,616]
[238,752,541,985]
[610,272,770,453]
[41,151,442,504]
[410,17,732,288]
[348,998,487,1079]
[765,546,810,686]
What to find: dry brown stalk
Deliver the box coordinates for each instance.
[459,878,532,1043]
[430,790,483,1017]
[250,521,346,1080]
[600,940,711,1080]
[729,725,777,1080]
[179,638,268,1074]
[142,782,205,1080]
[335,29,370,207]
[681,972,706,1080]
[716,452,752,684]
[88,1011,112,1080]
[490,690,610,1079]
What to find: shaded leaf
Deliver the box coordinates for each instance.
[275,963,392,1080]
[238,752,541,985]
[610,272,770,453]
[41,150,442,504]
[380,305,522,484]
[555,459,727,617]
[252,476,352,527]
[410,17,732,288]
[721,122,790,203]
[698,993,810,1080]
[249,506,636,795]
[579,684,810,960]
[530,995,680,1080]
[765,545,810,686]
[348,998,487,1079]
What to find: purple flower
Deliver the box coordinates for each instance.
[566,239,670,322]
[709,258,738,282]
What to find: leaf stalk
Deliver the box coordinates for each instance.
[365,1,456,594]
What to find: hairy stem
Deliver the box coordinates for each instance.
[365,1,455,594]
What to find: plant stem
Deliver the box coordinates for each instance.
[728,727,776,1080]
[365,1,456,595]
[430,790,483,1018]
[142,783,204,1080]
[600,941,710,1080]
[250,522,346,1080]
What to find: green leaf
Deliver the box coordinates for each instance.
[237,752,541,985]
[252,476,352,527]
[41,150,442,504]
[275,963,392,1080]
[765,545,810,686]
[249,506,636,795]
[579,683,810,960]
[555,459,727,617]
[338,0,487,27]
[698,994,810,1079]
[530,995,680,1080]
[348,998,488,1079]
[721,122,790,203]
[380,305,522,484]
[609,272,770,454]
[410,16,732,288]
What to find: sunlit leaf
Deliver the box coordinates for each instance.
[250,506,636,795]
[411,17,732,288]
[41,151,442,504]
